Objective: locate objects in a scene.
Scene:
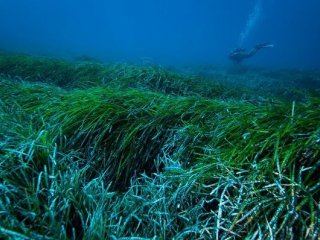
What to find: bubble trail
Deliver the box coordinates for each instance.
[239,0,262,46]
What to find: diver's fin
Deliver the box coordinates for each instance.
[256,42,274,49]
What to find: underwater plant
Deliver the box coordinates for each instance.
[0,54,319,239]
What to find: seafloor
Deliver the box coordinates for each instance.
[0,53,319,239]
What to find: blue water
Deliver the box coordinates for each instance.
[0,0,319,69]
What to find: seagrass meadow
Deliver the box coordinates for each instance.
[0,53,319,239]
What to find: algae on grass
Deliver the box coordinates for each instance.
[0,54,319,239]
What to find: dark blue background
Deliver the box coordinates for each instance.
[0,0,319,69]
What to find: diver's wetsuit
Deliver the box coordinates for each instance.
[229,43,274,64]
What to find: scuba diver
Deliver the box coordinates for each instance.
[229,42,274,64]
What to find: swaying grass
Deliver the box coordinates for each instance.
[0,53,245,99]
[0,54,319,239]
